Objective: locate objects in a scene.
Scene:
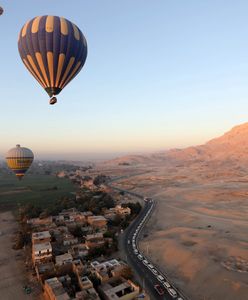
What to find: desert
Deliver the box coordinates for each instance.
[99,123,248,300]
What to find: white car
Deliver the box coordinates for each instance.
[157,275,165,282]
[152,269,158,275]
[142,260,148,265]
[148,264,154,269]
[134,249,138,254]
[138,254,143,260]
[163,281,170,289]
[168,288,177,298]
[177,298,184,300]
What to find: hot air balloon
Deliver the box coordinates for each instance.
[18,16,87,105]
[0,7,3,15]
[6,145,34,180]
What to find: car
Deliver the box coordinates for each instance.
[177,298,184,300]
[157,275,165,282]
[134,249,138,254]
[137,254,143,260]
[163,281,171,289]
[127,240,130,245]
[168,288,177,298]
[154,284,164,296]
[148,264,154,269]
[152,269,158,275]
[142,259,148,265]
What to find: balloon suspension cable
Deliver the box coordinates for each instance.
[49,96,57,105]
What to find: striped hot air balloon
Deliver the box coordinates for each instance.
[6,145,34,180]
[18,16,88,105]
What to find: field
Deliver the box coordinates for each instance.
[0,173,76,211]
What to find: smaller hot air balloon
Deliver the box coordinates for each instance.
[6,144,34,180]
[0,7,3,15]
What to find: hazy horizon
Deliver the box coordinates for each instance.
[2,1,248,158]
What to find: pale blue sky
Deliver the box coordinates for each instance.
[1,1,248,160]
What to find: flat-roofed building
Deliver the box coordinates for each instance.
[85,233,105,249]
[27,217,53,227]
[98,277,139,300]
[62,233,78,246]
[68,243,89,259]
[32,231,51,244]
[91,259,121,283]
[32,242,52,265]
[87,215,107,229]
[43,277,70,300]
[78,276,93,290]
[75,288,101,300]
[55,253,73,266]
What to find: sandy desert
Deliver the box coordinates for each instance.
[99,123,248,300]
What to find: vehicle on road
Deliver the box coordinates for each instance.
[163,281,171,289]
[127,240,130,244]
[157,275,165,282]
[148,264,154,269]
[154,284,164,296]
[142,259,148,265]
[152,269,158,275]
[177,298,184,300]
[134,249,138,254]
[138,254,143,260]
[168,288,177,298]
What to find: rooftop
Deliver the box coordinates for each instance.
[88,215,107,221]
[45,277,70,299]
[32,231,51,240]
[33,242,52,252]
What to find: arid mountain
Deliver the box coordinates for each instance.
[105,122,248,165]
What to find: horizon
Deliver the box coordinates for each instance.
[2,1,248,159]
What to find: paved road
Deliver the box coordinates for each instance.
[109,184,188,300]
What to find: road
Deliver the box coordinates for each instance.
[109,184,188,300]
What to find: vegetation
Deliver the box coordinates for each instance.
[0,173,76,211]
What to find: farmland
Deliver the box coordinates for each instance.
[0,173,76,211]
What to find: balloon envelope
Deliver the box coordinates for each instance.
[6,145,34,180]
[18,15,87,101]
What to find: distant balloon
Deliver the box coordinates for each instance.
[6,145,34,180]
[18,15,87,105]
[0,7,3,15]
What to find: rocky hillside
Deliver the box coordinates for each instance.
[105,123,248,166]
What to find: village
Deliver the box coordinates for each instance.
[15,168,145,300]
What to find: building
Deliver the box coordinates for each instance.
[27,217,53,227]
[104,206,131,220]
[32,231,51,244]
[75,288,101,300]
[56,208,86,224]
[91,260,121,283]
[32,242,52,265]
[63,233,78,246]
[72,259,84,277]
[68,243,89,259]
[85,233,105,249]
[78,276,93,290]
[43,277,70,300]
[98,277,139,300]
[115,205,131,216]
[87,215,107,229]
[35,262,55,281]
[55,253,73,266]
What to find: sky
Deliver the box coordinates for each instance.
[1,1,248,160]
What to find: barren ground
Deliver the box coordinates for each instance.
[101,163,248,300]
[0,211,43,300]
